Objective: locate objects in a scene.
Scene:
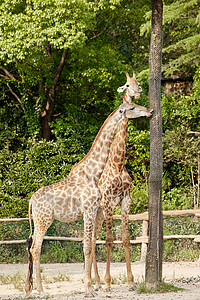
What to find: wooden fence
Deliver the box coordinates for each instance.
[1,209,200,261]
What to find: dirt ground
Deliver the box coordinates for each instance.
[1,261,200,299]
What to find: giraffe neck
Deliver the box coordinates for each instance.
[105,118,128,173]
[103,94,130,173]
[70,107,122,181]
[124,92,132,103]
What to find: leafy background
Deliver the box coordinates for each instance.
[0,0,200,262]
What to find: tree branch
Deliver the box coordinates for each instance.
[6,82,25,111]
[187,131,200,136]
[0,64,23,82]
[90,27,107,40]
[48,48,68,104]
[0,66,17,81]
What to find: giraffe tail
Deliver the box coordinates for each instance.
[25,201,33,296]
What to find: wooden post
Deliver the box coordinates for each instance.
[140,220,149,262]
[145,0,163,289]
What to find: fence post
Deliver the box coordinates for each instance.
[140,220,149,262]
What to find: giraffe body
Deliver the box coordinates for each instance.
[92,72,148,291]
[25,100,153,297]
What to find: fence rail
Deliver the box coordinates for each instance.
[1,209,200,261]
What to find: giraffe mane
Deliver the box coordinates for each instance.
[70,106,119,173]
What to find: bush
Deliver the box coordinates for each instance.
[163,187,193,211]
[130,183,194,214]
[130,183,149,213]
[0,139,85,218]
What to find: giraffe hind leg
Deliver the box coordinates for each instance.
[121,196,135,290]
[32,219,53,295]
[24,237,33,297]
[104,216,114,291]
[25,214,53,296]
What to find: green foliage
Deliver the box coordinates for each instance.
[0,139,85,217]
[130,184,149,213]
[50,40,130,151]
[163,239,199,261]
[161,76,200,190]
[0,0,95,140]
[0,0,95,62]
[130,184,194,214]
[94,0,151,65]
[163,216,200,262]
[164,215,200,235]
[41,241,84,263]
[0,78,27,150]
[0,219,85,263]
[140,0,200,75]
[163,188,193,210]
[126,129,150,184]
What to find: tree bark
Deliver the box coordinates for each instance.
[145,0,163,289]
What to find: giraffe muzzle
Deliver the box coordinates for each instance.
[134,93,141,99]
[149,109,154,117]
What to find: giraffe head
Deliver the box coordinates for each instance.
[117,101,153,123]
[117,71,142,101]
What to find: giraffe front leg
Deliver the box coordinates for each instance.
[104,216,114,291]
[92,207,105,291]
[121,196,136,291]
[84,216,97,298]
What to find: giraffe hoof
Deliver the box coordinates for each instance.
[84,287,97,298]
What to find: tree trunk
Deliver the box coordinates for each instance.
[39,49,68,141]
[145,0,163,289]
[40,111,52,141]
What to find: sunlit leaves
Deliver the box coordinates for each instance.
[0,0,95,62]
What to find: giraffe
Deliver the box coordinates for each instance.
[91,71,145,291]
[24,97,153,298]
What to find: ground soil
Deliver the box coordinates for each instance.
[1,261,200,299]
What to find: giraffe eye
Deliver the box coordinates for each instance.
[130,107,135,111]
[126,84,129,87]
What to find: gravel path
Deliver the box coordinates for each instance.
[0,261,200,299]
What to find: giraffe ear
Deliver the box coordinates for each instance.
[117,84,126,93]
[138,83,142,92]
